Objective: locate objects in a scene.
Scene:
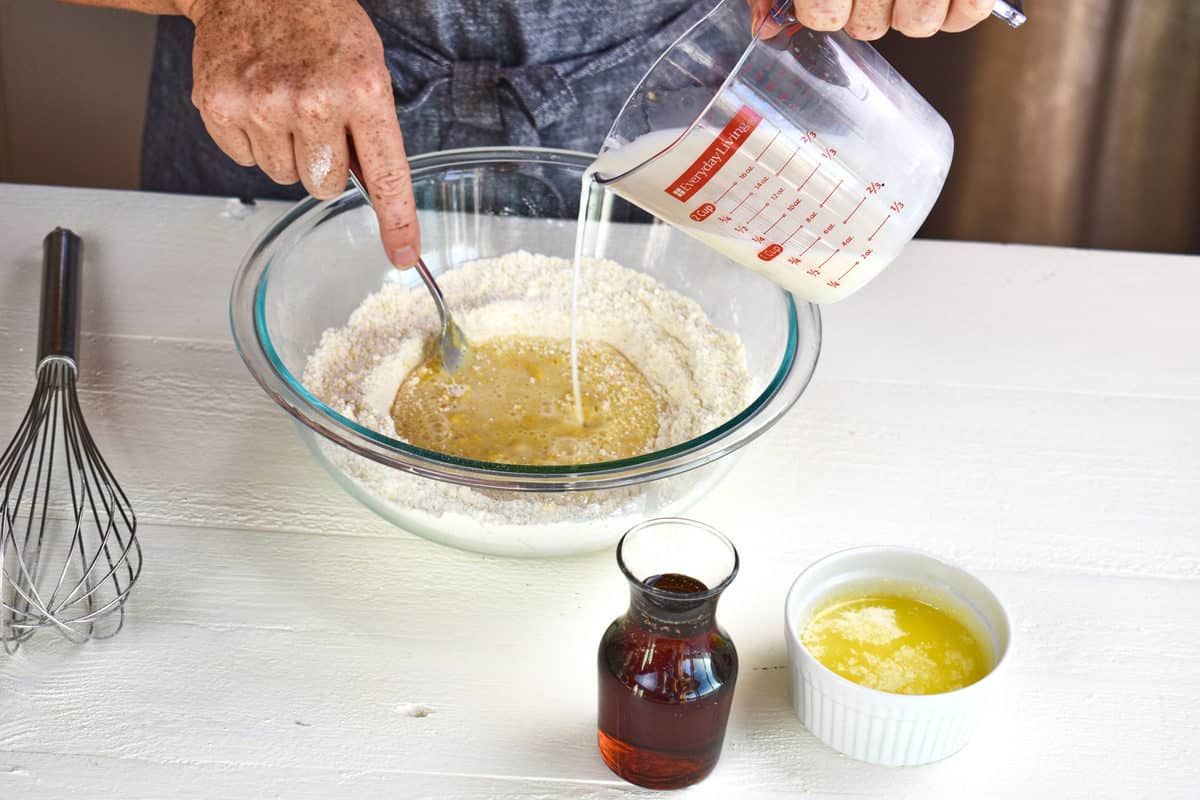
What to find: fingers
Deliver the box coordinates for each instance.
[245,126,301,184]
[793,0,853,31]
[748,0,768,29]
[845,0,894,40]
[200,115,256,167]
[291,80,351,198]
[891,0,952,37]
[788,0,987,37]
[294,127,351,199]
[192,70,299,184]
[350,105,419,268]
[941,0,993,31]
[195,76,300,183]
[193,85,256,167]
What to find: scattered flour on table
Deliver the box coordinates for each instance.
[395,703,433,718]
[302,251,751,527]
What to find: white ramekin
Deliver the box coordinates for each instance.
[784,546,1012,766]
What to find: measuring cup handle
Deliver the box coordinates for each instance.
[768,0,1025,28]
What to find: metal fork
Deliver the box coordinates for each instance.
[347,167,469,373]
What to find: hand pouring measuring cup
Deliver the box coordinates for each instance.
[591,1,1020,303]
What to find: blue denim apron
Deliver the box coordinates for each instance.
[141,1,711,199]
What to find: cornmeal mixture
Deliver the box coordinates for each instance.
[302,251,751,525]
[391,336,660,465]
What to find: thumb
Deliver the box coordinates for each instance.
[749,0,789,38]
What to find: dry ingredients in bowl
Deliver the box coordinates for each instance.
[301,251,751,536]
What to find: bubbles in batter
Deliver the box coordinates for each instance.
[390,336,661,466]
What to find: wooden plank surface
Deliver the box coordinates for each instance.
[0,184,1198,798]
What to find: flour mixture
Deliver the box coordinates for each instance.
[302,251,750,526]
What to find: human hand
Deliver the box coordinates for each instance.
[180,0,419,267]
[750,0,994,40]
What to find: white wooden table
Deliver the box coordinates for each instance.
[1,183,1198,799]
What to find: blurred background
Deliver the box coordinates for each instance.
[1,0,1197,253]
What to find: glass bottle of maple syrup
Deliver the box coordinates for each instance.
[597,518,739,790]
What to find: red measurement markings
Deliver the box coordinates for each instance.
[837,261,861,281]
[866,181,885,194]
[729,193,753,214]
[799,129,817,144]
[868,214,891,241]
[775,146,802,176]
[781,222,806,244]
[843,196,866,224]
[754,130,782,161]
[797,164,821,192]
[715,182,738,203]
[666,105,763,201]
[757,243,784,261]
[820,179,844,208]
[820,147,838,160]
[762,213,788,236]
[796,237,822,260]
[690,203,716,222]
[743,200,771,225]
[815,248,841,270]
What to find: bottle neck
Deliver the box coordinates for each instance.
[627,582,722,638]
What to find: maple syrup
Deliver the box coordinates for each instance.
[597,571,738,789]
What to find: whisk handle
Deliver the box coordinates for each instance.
[39,227,83,366]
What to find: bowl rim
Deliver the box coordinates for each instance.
[230,146,822,491]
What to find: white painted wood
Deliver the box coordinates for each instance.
[0,183,1198,798]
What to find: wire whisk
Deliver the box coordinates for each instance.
[1,228,141,653]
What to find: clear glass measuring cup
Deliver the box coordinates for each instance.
[591,0,962,303]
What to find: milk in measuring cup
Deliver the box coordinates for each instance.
[591,106,946,303]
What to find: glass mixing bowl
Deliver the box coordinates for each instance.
[230,148,820,557]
